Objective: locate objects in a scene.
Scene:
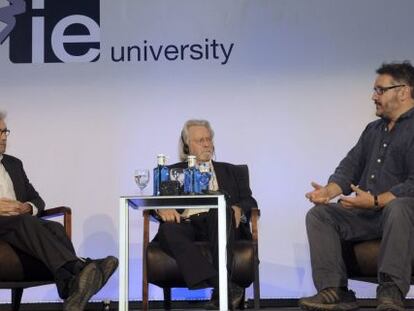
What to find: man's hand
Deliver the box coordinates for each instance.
[232,205,242,228]
[340,185,374,209]
[305,182,331,204]
[0,198,32,216]
[157,208,181,223]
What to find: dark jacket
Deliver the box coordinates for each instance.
[169,160,257,217]
[1,154,45,215]
[169,160,257,239]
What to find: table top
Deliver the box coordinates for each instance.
[120,194,225,210]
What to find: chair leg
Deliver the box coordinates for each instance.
[142,276,149,310]
[11,288,23,311]
[163,287,172,310]
[142,211,149,311]
[253,245,261,310]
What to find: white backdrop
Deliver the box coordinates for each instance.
[1,0,414,303]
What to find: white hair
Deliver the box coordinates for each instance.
[179,119,214,161]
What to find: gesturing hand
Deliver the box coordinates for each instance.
[305,182,331,204]
[157,209,181,223]
[340,184,374,209]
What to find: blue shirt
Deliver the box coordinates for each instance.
[328,107,414,197]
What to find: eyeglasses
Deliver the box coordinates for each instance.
[0,129,10,137]
[373,85,405,96]
[191,137,213,145]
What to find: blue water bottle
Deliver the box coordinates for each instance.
[198,162,211,193]
[184,155,200,194]
[153,154,169,196]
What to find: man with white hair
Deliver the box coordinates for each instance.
[0,112,118,311]
[155,119,258,309]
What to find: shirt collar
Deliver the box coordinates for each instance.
[197,160,213,171]
[381,106,414,125]
[397,106,414,121]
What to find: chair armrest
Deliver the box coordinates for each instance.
[41,206,72,240]
[250,207,260,242]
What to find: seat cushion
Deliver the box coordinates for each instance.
[0,241,24,281]
[147,240,257,288]
[0,241,53,282]
[343,239,414,279]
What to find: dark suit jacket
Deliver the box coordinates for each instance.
[168,161,258,239]
[169,161,257,217]
[1,154,45,215]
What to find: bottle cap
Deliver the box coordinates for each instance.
[187,155,196,167]
[157,154,167,166]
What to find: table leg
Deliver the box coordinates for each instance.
[119,198,129,311]
[218,195,228,310]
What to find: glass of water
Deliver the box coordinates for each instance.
[134,169,150,195]
[170,168,184,187]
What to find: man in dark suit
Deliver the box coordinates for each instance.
[155,119,257,309]
[0,112,118,311]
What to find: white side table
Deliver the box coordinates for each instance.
[119,194,228,310]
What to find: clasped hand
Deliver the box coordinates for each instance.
[0,198,31,216]
[157,205,242,228]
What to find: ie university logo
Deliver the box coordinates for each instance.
[0,0,100,63]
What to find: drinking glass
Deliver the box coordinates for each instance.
[170,168,184,187]
[134,169,150,195]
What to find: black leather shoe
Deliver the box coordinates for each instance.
[204,288,219,310]
[229,282,244,310]
[94,256,119,287]
[63,262,103,311]
[204,283,245,310]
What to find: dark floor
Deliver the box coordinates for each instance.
[166,309,411,311]
[3,306,414,311]
[4,300,414,310]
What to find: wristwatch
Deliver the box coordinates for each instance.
[373,195,380,210]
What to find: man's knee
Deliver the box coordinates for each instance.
[306,204,330,227]
[43,220,66,237]
[383,197,414,221]
[157,223,181,241]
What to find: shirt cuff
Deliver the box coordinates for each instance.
[26,202,38,216]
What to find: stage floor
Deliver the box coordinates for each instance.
[129,309,414,311]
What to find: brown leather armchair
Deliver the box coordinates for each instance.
[0,206,72,311]
[142,166,260,310]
